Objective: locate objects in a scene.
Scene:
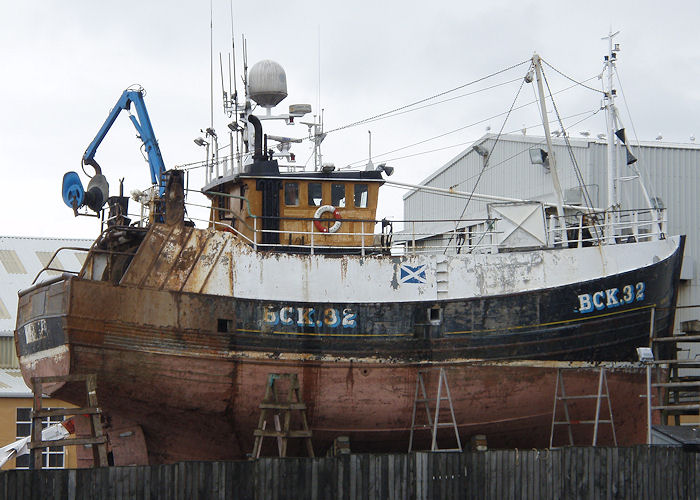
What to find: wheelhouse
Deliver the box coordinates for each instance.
[204,157,385,252]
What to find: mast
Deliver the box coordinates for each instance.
[602,33,661,234]
[532,54,568,245]
[602,30,620,229]
[601,30,622,243]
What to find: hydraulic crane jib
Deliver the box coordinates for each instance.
[61,87,166,216]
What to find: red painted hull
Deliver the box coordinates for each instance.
[21,315,649,463]
[15,264,662,464]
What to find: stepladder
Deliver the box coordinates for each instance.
[549,367,617,448]
[408,367,462,452]
[251,373,314,458]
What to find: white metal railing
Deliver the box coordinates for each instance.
[390,223,500,255]
[546,208,667,248]
[196,203,501,256]
[204,155,306,186]
[127,189,668,256]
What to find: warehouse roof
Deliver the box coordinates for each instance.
[0,369,32,397]
[0,235,92,337]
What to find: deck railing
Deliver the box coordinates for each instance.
[203,156,305,187]
[547,208,667,248]
[127,190,669,256]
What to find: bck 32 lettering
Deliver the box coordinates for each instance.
[576,282,645,313]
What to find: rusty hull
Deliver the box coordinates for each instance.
[15,277,651,463]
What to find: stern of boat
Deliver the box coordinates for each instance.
[14,276,73,394]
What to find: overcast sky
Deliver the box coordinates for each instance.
[1,0,698,239]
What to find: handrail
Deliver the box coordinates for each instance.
[31,247,91,285]
[129,184,671,255]
[546,208,668,248]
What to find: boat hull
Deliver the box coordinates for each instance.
[14,231,684,463]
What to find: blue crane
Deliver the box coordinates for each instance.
[62,87,166,214]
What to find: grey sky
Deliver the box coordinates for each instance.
[1,0,698,238]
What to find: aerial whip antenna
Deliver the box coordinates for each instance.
[317,25,321,115]
[209,0,214,130]
[230,0,238,109]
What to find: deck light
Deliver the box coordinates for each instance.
[529,148,548,165]
[376,163,394,176]
[636,347,654,363]
[472,144,489,157]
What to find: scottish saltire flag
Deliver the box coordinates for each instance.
[400,264,427,284]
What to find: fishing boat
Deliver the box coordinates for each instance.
[14,41,683,464]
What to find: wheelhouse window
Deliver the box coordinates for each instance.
[284,182,299,206]
[308,183,322,206]
[331,184,346,208]
[354,184,368,208]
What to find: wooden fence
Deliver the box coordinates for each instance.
[1,446,698,499]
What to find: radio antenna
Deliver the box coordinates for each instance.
[209,0,214,130]
[317,25,321,115]
[230,0,238,108]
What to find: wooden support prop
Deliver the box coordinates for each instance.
[30,373,109,469]
[252,373,314,458]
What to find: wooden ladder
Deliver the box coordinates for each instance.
[549,367,617,448]
[252,373,314,458]
[30,374,108,469]
[408,367,462,452]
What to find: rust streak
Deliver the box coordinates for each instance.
[196,234,230,294]
[137,225,177,289]
[158,225,195,291]
[174,229,210,293]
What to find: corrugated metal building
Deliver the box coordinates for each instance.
[0,235,91,365]
[403,131,700,333]
[0,235,91,470]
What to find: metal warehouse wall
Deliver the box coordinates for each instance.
[403,133,700,330]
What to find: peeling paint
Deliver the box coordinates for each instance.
[114,226,682,305]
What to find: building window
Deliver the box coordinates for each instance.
[284,182,299,206]
[15,407,65,469]
[308,183,322,206]
[331,184,346,208]
[354,184,368,208]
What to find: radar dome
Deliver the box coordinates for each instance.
[248,60,288,108]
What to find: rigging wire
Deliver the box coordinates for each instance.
[433,109,602,191]
[343,76,600,169]
[324,59,531,135]
[541,59,606,95]
[178,105,599,178]
[540,64,601,240]
[613,68,659,207]
[339,76,525,130]
[368,109,600,171]
[442,70,530,254]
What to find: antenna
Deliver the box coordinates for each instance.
[209,0,214,130]
[228,0,240,170]
[365,130,374,171]
[317,25,321,115]
[230,0,238,111]
[242,35,248,100]
[219,52,226,110]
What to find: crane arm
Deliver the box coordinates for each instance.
[83,89,166,194]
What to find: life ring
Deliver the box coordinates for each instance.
[313,205,342,233]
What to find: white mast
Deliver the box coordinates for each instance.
[532,54,568,245]
[602,29,620,242]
